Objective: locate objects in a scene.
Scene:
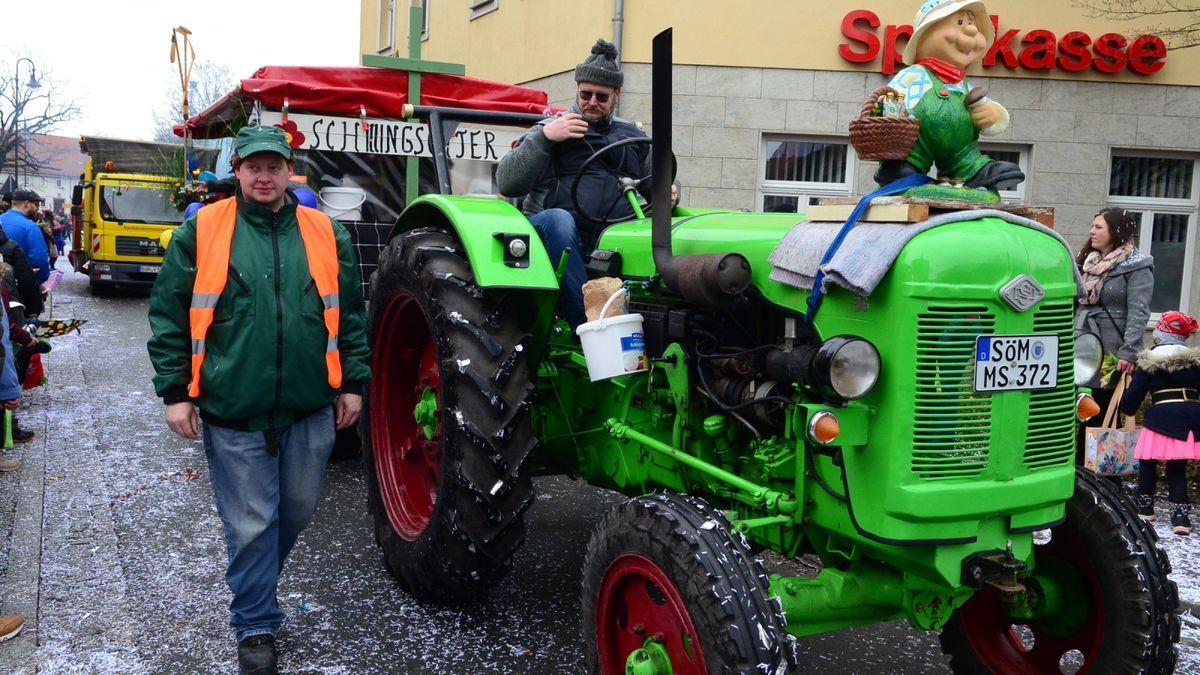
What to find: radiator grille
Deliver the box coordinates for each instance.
[912,307,996,479]
[1023,302,1077,470]
[115,236,165,257]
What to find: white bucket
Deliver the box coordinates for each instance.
[318,187,366,220]
[575,289,648,381]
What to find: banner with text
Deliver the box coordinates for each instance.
[259,111,528,162]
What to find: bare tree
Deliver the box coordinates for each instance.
[0,56,81,180]
[1074,0,1200,49]
[152,61,239,143]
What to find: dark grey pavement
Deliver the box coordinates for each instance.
[0,264,1085,673]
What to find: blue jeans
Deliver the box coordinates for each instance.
[202,407,336,641]
[529,208,588,328]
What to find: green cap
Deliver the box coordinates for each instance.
[234,125,293,160]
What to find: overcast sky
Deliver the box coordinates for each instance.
[7,1,360,140]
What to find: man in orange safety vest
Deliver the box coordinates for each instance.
[147,125,370,675]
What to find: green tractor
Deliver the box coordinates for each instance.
[361,30,1180,674]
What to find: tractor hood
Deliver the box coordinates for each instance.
[597,211,1078,321]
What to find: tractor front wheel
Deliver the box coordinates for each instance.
[581,493,794,674]
[361,226,537,602]
[939,468,1180,674]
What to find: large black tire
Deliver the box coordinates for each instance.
[361,226,538,602]
[581,493,796,674]
[939,468,1180,674]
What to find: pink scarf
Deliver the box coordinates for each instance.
[1080,242,1135,305]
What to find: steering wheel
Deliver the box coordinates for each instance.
[570,137,658,227]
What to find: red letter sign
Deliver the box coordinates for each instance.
[984,15,1021,69]
[1129,35,1167,75]
[1093,33,1129,73]
[1057,31,1092,72]
[1019,29,1057,70]
[839,10,881,64]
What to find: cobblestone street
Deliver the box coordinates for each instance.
[0,266,1196,673]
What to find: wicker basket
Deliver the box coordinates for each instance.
[849,85,920,161]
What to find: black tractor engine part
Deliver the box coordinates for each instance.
[764,344,820,391]
[585,249,622,278]
[649,27,752,311]
[709,352,763,378]
[636,306,721,359]
[708,376,791,431]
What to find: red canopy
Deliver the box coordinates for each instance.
[177,66,552,139]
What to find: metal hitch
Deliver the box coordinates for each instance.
[961,543,1028,595]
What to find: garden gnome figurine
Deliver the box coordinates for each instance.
[874,0,1024,190]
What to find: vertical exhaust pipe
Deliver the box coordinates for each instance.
[651,28,751,309]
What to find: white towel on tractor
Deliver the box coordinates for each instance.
[767,209,1081,298]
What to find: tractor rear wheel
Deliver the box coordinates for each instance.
[581,493,795,674]
[361,226,537,602]
[939,468,1180,674]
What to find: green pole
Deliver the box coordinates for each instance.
[405,0,424,207]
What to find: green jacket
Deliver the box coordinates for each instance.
[147,198,370,431]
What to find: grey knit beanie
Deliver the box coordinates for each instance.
[575,39,623,88]
[1153,328,1189,347]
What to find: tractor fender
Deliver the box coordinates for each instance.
[392,195,560,290]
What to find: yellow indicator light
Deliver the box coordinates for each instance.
[1076,394,1101,422]
[808,411,840,445]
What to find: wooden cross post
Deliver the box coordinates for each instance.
[171,25,196,186]
[362,0,466,206]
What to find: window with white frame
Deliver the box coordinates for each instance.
[421,0,430,40]
[758,135,856,214]
[378,0,396,53]
[469,0,498,20]
[1106,151,1198,315]
[979,143,1029,204]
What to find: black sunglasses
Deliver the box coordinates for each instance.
[578,89,611,104]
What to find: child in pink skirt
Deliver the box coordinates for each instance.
[1121,310,1200,535]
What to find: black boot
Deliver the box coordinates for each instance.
[965,160,1025,190]
[11,418,33,444]
[1134,493,1155,522]
[238,634,278,675]
[873,160,921,187]
[1170,503,1191,536]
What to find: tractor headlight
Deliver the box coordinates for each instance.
[1074,331,1103,385]
[815,337,881,400]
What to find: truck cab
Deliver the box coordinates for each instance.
[71,136,217,293]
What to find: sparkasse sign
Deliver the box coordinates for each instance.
[838,9,1167,77]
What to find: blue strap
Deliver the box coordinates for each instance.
[804,173,932,322]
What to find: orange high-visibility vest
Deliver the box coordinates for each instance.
[188,198,342,397]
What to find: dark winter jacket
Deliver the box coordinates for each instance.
[146,197,371,431]
[496,103,650,243]
[0,227,45,317]
[1120,345,1200,441]
[1076,251,1154,387]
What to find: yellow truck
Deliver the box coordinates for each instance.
[70,136,217,293]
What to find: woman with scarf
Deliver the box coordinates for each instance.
[1120,311,1200,534]
[1076,208,1154,459]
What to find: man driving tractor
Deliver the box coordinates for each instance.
[497,38,652,328]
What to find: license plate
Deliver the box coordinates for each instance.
[138,265,161,273]
[973,334,1058,392]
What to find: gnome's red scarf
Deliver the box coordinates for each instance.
[916,57,966,84]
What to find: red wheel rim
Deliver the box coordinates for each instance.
[595,553,707,675]
[958,532,1103,673]
[370,291,443,541]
